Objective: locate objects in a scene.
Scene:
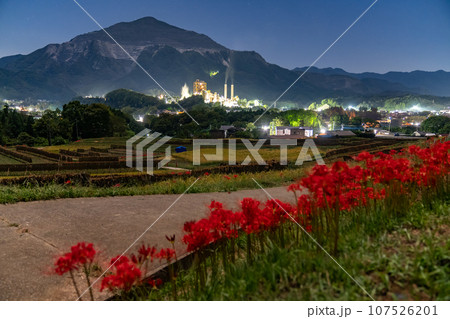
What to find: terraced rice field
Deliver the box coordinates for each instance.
[0,154,22,165]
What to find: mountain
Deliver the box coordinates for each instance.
[0,16,438,104]
[293,67,450,97]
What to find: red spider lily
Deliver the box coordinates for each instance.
[182,218,214,252]
[165,234,176,244]
[181,200,241,251]
[113,183,121,188]
[54,242,96,275]
[354,151,374,162]
[70,242,96,265]
[65,180,71,185]
[55,252,77,275]
[233,174,238,178]
[208,201,239,239]
[183,220,196,233]
[239,198,263,234]
[185,171,191,175]
[204,172,210,176]
[148,278,163,288]
[54,242,97,300]
[132,244,157,264]
[156,248,176,262]
[223,175,231,180]
[100,256,142,292]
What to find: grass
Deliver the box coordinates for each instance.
[128,200,449,301]
[43,137,129,152]
[12,148,55,164]
[0,167,145,177]
[0,165,309,204]
[0,154,22,165]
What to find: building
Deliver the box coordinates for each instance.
[273,126,313,138]
[390,118,402,128]
[193,79,207,95]
[219,125,237,138]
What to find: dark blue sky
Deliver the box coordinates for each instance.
[1,0,449,73]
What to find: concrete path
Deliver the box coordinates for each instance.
[0,185,295,300]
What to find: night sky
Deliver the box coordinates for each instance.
[1,0,449,73]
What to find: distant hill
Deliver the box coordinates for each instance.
[293,67,450,97]
[0,16,446,105]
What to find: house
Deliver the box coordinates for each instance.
[376,130,391,136]
[218,125,237,138]
[273,126,313,138]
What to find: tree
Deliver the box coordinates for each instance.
[62,101,84,139]
[269,118,284,135]
[281,109,320,128]
[350,116,362,125]
[17,132,35,146]
[421,116,450,134]
[33,110,61,146]
[330,114,350,130]
[79,104,112,138]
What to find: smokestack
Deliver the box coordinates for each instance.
[224,83,227,100]
[230,84,234,100]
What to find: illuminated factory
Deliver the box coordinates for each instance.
[192,79,238,107]
[193,79,207,95]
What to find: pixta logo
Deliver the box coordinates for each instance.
[192,139,324,166]
[126,129,172,175]
[127,129,324,175]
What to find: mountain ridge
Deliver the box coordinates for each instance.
[0,16,447,103]
[293,67,450,97]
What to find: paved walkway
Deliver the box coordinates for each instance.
[0,185,295,300]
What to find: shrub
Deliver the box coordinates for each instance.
[34,137,49,146]
[17,132,35,146]
[52,136,67,146]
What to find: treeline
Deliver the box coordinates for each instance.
[144,105,272,138]
[78,89,208,117]
[142,104,378,138]
[420,116,450,134]
[308,95,450,111]
[0,102,143,146]
[104,89,166,113]
[143,106,325,138]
